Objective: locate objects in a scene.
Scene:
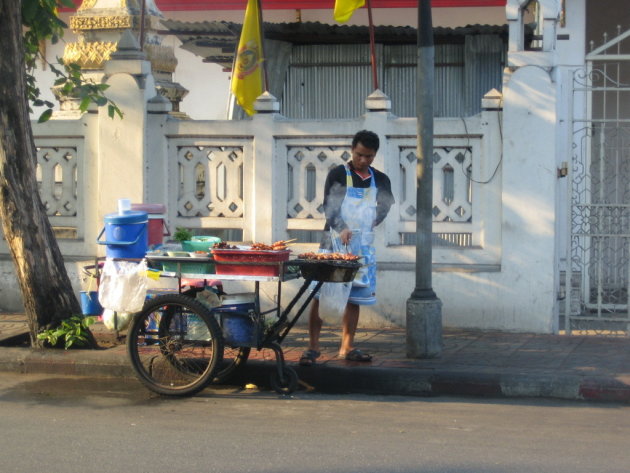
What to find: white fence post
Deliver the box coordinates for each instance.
[145,95,172,214]
[251,92,285,244]
[477,89,503,259]
[364,90,394,250]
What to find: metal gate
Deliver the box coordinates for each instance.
[566,28,630,334]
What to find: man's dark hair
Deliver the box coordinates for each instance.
[352,130,380,152]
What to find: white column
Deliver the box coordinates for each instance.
[250,92,284,244]
[502,66,557,332]
[96,31,157,254]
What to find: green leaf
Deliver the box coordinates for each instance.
[38,109,53,123]
[79,96,91,112]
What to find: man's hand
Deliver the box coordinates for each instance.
[339,228,353,245]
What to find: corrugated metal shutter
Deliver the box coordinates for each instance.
[464,35,505,116]
[282,44,373,119]
[282,35,505,119]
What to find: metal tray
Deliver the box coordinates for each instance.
[290,259,361,282]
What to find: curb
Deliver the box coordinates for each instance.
[0,349,629,403]
[0,347,134,379]
[239,362,630,403]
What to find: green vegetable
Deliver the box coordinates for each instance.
[173,227,193,243]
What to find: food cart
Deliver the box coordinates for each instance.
[123,248,361,397]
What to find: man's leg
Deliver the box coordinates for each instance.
[308,299,323,352]
[339,302,360,356]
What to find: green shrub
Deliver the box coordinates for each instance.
[37,315,95,349]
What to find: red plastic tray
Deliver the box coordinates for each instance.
[211,249,291,276]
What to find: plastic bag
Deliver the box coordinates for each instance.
[98,259,148,314]
[102,309,133,331]
[318,281,351,322]
[196,287,222,310]
[330,229,369,288]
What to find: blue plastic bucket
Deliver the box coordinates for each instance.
[217,309,258,347]
[80,291,103,316]
[97,210,148,258]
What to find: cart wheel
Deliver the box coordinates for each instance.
[127,294,223,397]
[212,346,251,384]
[270,365,298,395]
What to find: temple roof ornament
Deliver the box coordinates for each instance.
[58,0,187,115]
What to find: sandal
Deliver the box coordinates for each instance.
[344,348,372,362]
[299,349,321,367]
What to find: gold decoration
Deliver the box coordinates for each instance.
[63,41,118,70]
[77,0,97,11]
[70,15,134,31]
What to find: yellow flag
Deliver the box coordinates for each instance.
[231,0,264,115]
[334,0,365,23]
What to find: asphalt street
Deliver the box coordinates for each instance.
[1,372,630,473]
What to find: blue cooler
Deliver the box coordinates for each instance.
[217,309,259,347]
[215,293,258,346]
[97,210,148,259]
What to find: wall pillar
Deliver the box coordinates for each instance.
[250,92,283,244]
[96,30,157,254]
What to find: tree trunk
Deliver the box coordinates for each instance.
[0,0,87,346]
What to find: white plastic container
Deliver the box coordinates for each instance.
[220,293,256,312]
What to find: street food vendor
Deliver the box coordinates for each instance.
[300,130,394,365]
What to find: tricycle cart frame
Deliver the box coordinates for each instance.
[88,255,358,396]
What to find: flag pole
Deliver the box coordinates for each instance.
[366,0,379,90]
[139,0,147,50]
[257,0,269,92]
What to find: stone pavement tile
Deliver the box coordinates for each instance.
[0,313,29,344]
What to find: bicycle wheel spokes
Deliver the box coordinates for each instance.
[213,346,251,384]
[128,294,223,396]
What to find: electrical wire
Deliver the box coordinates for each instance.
[458,113,503,185]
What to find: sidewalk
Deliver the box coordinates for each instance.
[1,317,630,403]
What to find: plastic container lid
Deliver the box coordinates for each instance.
[104,210,147,224]
[192,236,222,243]
[222,292,256,306]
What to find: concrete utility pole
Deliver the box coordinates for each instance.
[406,0,442,358]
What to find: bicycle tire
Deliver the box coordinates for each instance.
[270,365,298,395]
[127,294,224,396]
[213,346,251,384]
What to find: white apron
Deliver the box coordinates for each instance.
[330,164,378,305]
